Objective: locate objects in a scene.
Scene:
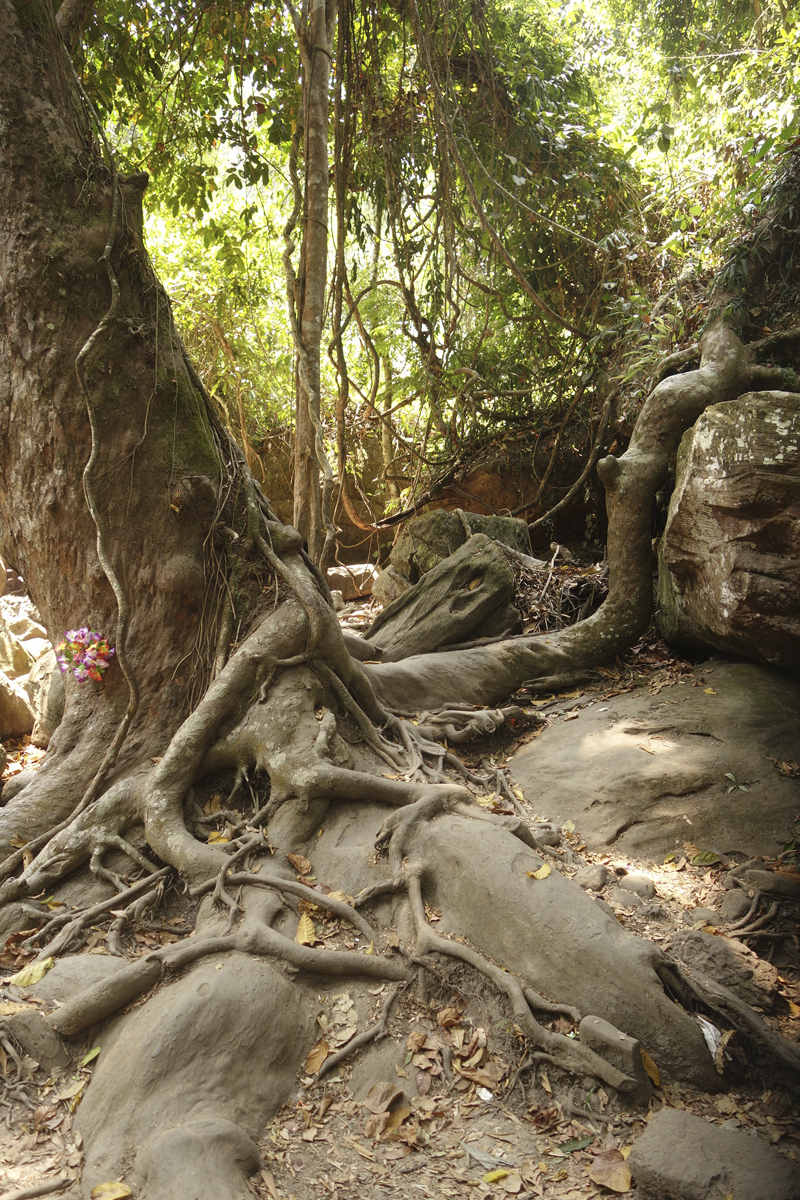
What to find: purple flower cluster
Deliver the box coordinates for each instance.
[55,628,115,682]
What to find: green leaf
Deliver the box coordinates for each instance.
[691,851,722,866]
[81,1046,102,1067]
[556,1135,595,1154]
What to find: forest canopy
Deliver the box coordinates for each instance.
[65,0,800,557]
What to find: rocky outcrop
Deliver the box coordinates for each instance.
[390,508,529,581]
[0,622,34,678]
[629,1108,800,1200]
[371,508,530,608]
[364,534,520,661]
[0,667,34,737]
[657,391,800,669]
[509,659,800,860]
[25,649,65,748]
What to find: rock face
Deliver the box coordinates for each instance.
[0,622,34,678]
[390,508,529,581]
[364,535,519,661]
[0,667,34,737]
[657,391,800,670]
[25,649,65,748]
[509,659,800,860]
[629,1108,800,1200]
[670,929,780,1008]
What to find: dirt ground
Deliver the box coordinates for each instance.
[1,625,799,1199]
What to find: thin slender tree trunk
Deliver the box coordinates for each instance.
[292,0,336,564]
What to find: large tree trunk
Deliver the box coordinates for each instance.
[1,7,798,1198]
[0,0,224,855]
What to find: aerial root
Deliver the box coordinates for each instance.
[315,982,405,1080]
[44,906,410,1038]
[89,832,161,890]
[0,1032,24,1083]
[0,1175,71,1199]
[106,878,169,957]
[414,704,541,745]
[523,987,582,1026]
[563,1086,609,1129]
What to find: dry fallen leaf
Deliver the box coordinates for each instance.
[540,1071,552,1095]
[8,957,55,987]
[90,1185,133,1200]
[54,1079,86,1103]
[295,914,317,946]
[526,863,551,880]
[261,1167,279,1199]
[287,852,312,876]
[304,1039,329,1074]
[640,1048,660,1086]
[207,830,229,844]
[436,1006,462,1028]
[363,1081,403,1114]
[589,1148,632,1193]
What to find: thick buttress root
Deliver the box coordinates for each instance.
[4,323,800,1118]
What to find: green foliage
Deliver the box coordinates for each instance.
[69,0,800,530]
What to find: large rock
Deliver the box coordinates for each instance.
[629,1108,800,1200]
[364,534,518,661]
[326,562,378,601]
[25,648,65,748]
[0,666,34,737]
[0,621,34,679]
[670,929,780,1008]
[509,659,800,860]
[390,508,529,581]
[371,564,410,607]
[657,392,800,669]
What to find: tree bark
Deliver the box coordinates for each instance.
[292,0,337,565]
[0,0,225,851]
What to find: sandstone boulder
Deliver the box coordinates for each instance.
[0,621,34,679]
[326,562,378,601]
[657,391,800,669]
[371,564,410,607]
[0,667,34,737]
[364,534,518,661]
[390,508,529,581]
[25,648,65,748]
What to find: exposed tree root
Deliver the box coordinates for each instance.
[665,961,800,1076]
[403,870,635,1094]
[316,982,405,1080]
